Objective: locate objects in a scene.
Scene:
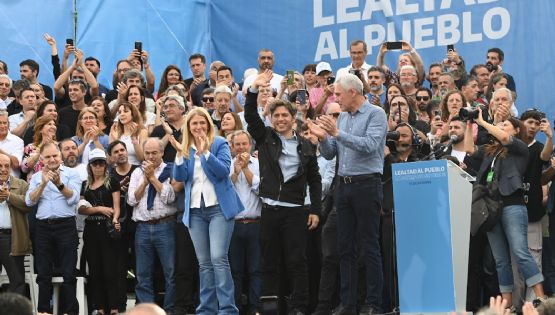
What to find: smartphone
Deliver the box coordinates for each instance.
[447,44,455,52]
[134,41,142,52]
[434,110,441,117]
[66,38,74,46]
[297,89,307,105]
[386,41,403,50]
[286,70,294,85]
[326,76,335,85]
[349,69,361,77]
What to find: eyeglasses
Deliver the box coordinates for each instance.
[81,116,96,121]
[415,96,430,101]
[0,83,9,87]
[202,97,214,103]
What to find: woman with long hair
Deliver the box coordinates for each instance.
[108,102,148,165]
[158,65,183,97]
[71,108,110,164]
[383,83,406,111]
[78,148,122,315]
[465,109,547,311]
[485,72,510,103]
[218,112,244,138]
[21,115,57,180]
[90,96,113,135]
[173,107,243,315]
[124,85,157,134]
[22,100,71,145]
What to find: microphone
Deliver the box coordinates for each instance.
[442,135,459,152]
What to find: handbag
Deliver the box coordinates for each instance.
[105,219,122,240]
[470,150,503,236]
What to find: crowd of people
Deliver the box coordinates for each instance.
[0,33,554,315]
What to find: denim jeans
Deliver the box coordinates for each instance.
[135,220,176,311]
[35,218,79,315]
[189,204,238,315]
[230,221,262,313]
[335,176,383,311]
[487,204,544,293]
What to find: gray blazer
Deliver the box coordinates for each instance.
[475,137,529,196]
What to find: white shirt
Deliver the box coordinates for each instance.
[336,61,373,81]
[243,72,284,93]
[128,162,177,221]
[0,132,24,178]
[0,200,10,229]
[0,97,14,110]
[120,135,140,165]
[230,156,262,219]
[451,148,467,165]
[8,112,24,132]
[188,148,219,208]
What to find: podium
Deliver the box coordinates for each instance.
[392,160,473,314]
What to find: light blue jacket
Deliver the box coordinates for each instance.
[173,136,244,227]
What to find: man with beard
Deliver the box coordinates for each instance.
[427,63,443,99]
[19,59,53,100]
[437,73,457,99]
[108,140,139,312]
[59,139,87,180]
[365,66,386,107]
[486,48,516,93]
[414,88,433,123]
[242,49,284,92]
[380,122,422,312]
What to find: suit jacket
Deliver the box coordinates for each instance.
[475,137,529,196]
[6,176,32,256]
[173,136,244,227]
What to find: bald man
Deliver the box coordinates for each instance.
[127,303,167,315]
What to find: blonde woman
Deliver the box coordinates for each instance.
[173,107,243,315]
[108,102,147,165]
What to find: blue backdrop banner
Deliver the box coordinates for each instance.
[0,1,553,117]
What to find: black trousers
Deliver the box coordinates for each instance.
[35,218,78,315]
[174,221,199,312]
[83,220,124,311]
[260,205,309,313]
[0,232,25,295]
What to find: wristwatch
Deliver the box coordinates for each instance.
[57,183,65,191]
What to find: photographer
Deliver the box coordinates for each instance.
[464,105,547,312]
[381,122,425,312]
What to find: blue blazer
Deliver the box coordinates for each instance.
[173,136,244,227]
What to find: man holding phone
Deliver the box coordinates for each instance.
[336,40,372,82]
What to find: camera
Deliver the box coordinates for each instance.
[485,62,498,72]
[386,131,400,141]
[459,107,480,121]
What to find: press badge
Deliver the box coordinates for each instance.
[486,170,494,183]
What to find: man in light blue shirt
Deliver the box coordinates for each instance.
[308,73,387,315]
[229,130,263,314]
[25,142,82,315]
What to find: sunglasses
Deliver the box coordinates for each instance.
[329,112,340,118]
[91,160,106,167]
[202,97,214,103]
[415,96,430,101]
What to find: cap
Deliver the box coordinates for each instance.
[316,62,332,76]
[88,148,107,163]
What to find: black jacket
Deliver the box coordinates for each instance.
[244,90,322,215]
